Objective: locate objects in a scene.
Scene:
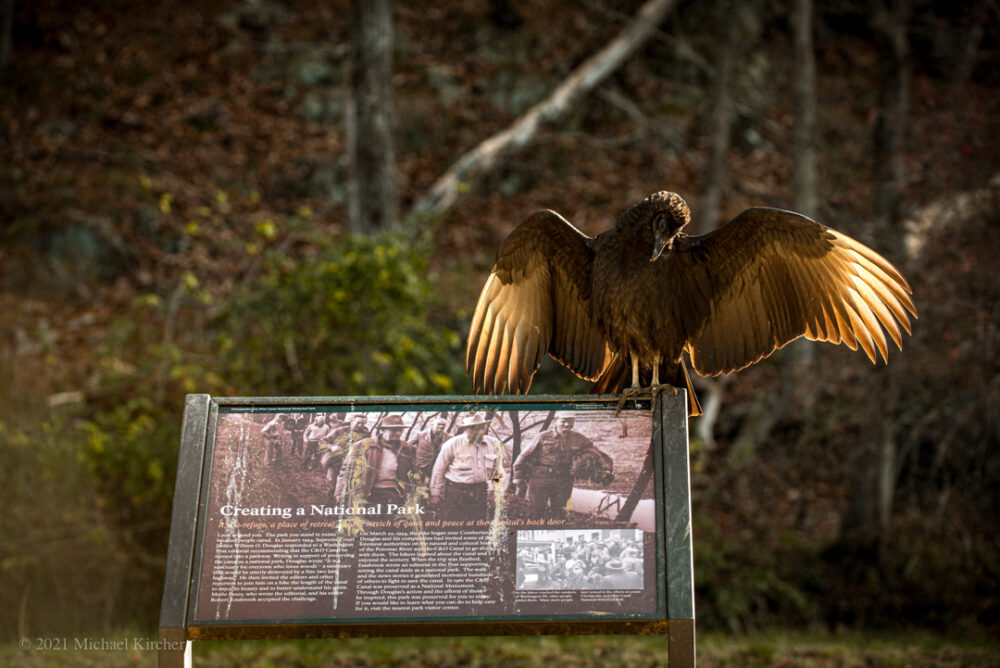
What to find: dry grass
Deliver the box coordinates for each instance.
[5,630,999,668]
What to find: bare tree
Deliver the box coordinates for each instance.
[726,0,822,453]
[837,0,912,561]
[348,0,396,234]
[872,0,910,224]
[1,0,13,79]
[407,0,678,224]
[788,0,819,371]
[791,0,818,219]
[695,0,736,234]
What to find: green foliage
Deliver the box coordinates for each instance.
[217,231,464,397]
[79,397,178,521]
[0,414,152,636]
[694,516,821,632]
[73,282,222,574]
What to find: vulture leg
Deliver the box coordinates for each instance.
[617,354,678,415]
[649,355,678,397]
[616,353,644,415]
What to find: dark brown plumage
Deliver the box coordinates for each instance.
[466,191,917,416]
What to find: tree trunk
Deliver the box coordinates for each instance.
[511,411,526,497]
[788,0,818,371]
[838,0,911,553]
[695,0,736,234]
[348,0,396,235]
[510,410,523,464]
[791,0,818,219]
[617,442,654,523]
[0,0,13,79]
[693,375,727,451]
[732,0,823,455]
[873,0,910,225]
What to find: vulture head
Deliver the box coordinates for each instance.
[625,191,692,261]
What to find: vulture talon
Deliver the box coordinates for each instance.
[615,383,678,416]
[615,387,644,416]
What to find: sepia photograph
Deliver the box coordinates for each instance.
[210,405,656,530]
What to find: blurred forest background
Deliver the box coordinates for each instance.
[1,0,999,647]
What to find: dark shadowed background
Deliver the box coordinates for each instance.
[1,0,998,651]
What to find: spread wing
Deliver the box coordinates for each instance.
[671,207,917,376]
[467,210,612,393]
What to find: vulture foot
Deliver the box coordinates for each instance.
[615,384,679,415]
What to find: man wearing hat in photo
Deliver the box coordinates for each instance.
[564,557,594,589]
[260,413,287,465]
[287,413,308,458]
[320,414,371,487]
[301,413,331,470]
[620,546,644,582]
[430,413,509,521]
[513,412,604,519]
[334,414,416,507]
[600,558,642,589]
[414,417,451,481]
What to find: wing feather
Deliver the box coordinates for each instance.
[466,210,611,394]
[792,254,832,341]
[482,305,506,391]
[675,207,916,376]
[850,269,904,348]
[846,291,879,363]
[811,259,857,347]
[848,276,890,361]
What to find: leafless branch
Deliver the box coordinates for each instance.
[407,0,678,224]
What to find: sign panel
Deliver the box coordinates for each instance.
[159,393,694,666]
[191,401,662,626]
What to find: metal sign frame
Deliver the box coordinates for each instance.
[158,392,695,667]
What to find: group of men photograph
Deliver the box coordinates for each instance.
[260,411,371,483]
[516,532,644,590]
[258,410,615,523]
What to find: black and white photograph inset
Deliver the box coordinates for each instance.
[515,528,644,591]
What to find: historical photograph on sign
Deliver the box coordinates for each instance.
[192,403,661,625]
[515,529,644,591]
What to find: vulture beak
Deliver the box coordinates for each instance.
[651,230,669,262]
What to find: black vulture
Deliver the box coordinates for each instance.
[466,191,917,416]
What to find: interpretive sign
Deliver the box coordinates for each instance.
[158,393,695,667]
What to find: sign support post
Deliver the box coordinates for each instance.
[158,394,211,668]
[657,391,696,668]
